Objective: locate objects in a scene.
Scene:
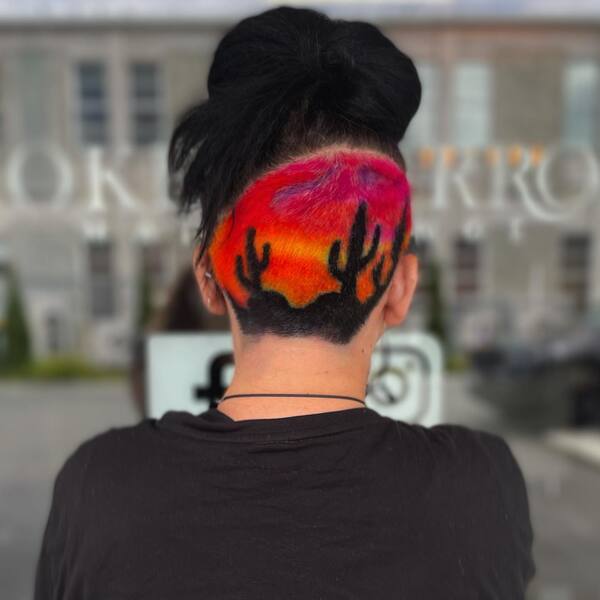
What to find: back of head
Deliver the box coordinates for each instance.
[168,6,421,344]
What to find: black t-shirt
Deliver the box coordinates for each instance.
[34,406,535,599]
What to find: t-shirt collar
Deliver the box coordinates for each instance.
[155,405,384,442]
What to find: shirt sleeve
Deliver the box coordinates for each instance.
[479,431,537,593]
[33,441,93,600]
[431,424,536,598]
[34,473,65,600]
[33,482,60,600]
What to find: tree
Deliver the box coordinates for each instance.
[425,259,447,349]
[1,266,32,369]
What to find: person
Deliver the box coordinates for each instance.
[34,6,535,599]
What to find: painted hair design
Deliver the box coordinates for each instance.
[208,148,412,344]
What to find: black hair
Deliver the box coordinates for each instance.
[168,5,421,267]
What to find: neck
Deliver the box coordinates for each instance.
[218,333,373,421]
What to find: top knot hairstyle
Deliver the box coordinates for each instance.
[168,5,422,343]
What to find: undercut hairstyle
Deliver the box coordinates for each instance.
[168,5,422,344]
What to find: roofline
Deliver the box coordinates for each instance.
[0,14,599,31]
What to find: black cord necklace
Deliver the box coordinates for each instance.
[219,392,367,406]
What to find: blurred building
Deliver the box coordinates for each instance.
[0,1,599,364]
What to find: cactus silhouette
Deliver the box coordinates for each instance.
[369,205,407,301]
[228,201,410,344]
[235,227,270,294]
[328,202,381,297]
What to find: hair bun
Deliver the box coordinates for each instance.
[309,45,359,109]
[208,6,421,142]
[327,19,421,140]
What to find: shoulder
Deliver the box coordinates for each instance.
[430,424,527,493]
[425,424,535,572]
[52,419,157,501]
[401,422,536,588]
[395,420,525,483]
[422,423,530,506]
[61,419,155,464]
[391,421,533,535]
[431,423,518,464]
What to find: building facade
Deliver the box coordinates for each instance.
[0,14,598,364]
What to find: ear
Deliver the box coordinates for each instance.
[382,252,419,328]
[192,246,228,316]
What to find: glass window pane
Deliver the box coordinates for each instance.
[77,61,109,145]
[451,61,492,147]
[130,61,163,146]
[562,60,600,145]
[404,62,439,148]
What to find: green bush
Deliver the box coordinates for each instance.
[445,351,471,373]
[0,355,125,380]
[1,266,32,370]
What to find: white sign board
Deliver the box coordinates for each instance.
[146,330,443,426]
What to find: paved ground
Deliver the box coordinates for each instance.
[0,380,139,600]
[1,377,599,600]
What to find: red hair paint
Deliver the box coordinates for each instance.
[208,148,412,311]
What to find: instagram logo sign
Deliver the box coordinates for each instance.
[367,330,443,426]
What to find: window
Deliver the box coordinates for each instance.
[562,60,600,145]
[453,237,480,298]
[88,240,116,317]
[141,241,165,288]
[77,61,109,145]
[404,62,439,148]
[129,62,163,146]
[451,62,492,148]
[560,233,591,314]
